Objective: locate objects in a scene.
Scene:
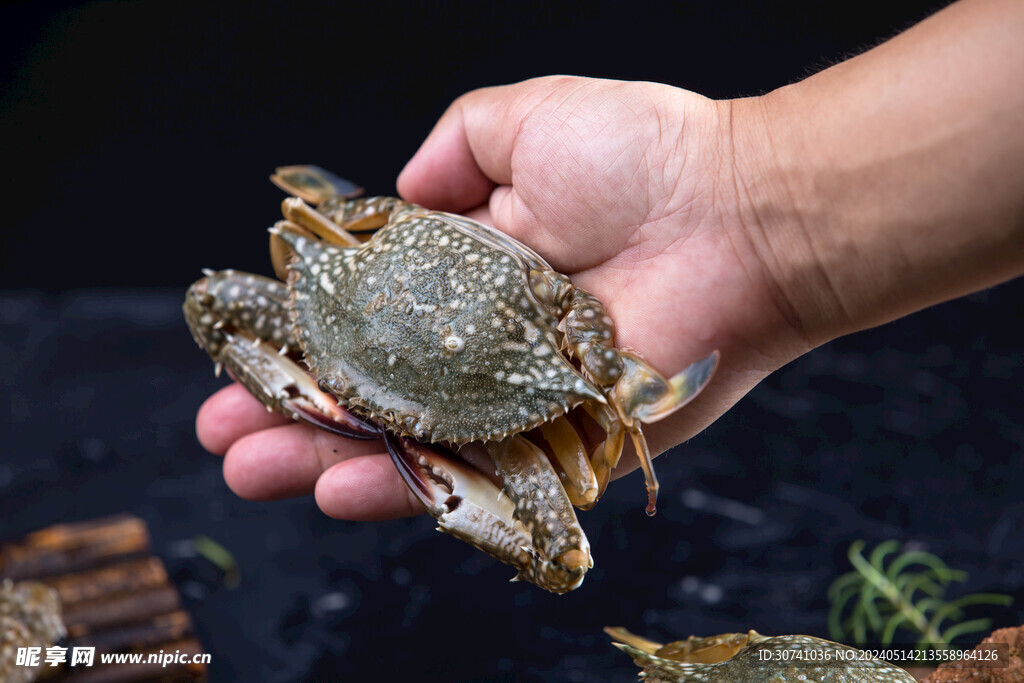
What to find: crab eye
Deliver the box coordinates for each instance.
[443,335,465,353]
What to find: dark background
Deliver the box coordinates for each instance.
[3,1,1022,681]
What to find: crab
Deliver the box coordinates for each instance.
[605,627,917,682]
[0,580,65,683]
[184,166,718,593]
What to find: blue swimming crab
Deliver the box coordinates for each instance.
[184,166,718,593]
[606,627,916,682]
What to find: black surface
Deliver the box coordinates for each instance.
[2,282,1022,681]
[3,0,947,291]
[3,1,1022,681]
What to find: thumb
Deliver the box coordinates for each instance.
[397,83,517,212]
[398,77,591,212]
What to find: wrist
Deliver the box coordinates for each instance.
[723,0,1024,350]
[714,92,845,354]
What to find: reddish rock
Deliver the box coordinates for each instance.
[920,625,1024,682]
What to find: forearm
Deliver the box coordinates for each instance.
[731,0,1024,346]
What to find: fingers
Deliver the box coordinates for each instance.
[220,420,374,497]
[197,383,424,519]
[397,99,496,212]
[461,203,493,226]
[397,75,657,273]
[315,456,425,521]
[195,383,290,455]
[223,422,424,519]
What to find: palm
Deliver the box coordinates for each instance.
[402,78,799,453]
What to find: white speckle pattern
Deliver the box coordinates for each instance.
[279,212,603,443]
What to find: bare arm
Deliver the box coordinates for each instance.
[731,0,1024,345]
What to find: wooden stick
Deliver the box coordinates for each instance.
[42,557,169,607]
[62,586,182,636]
[0,516,150,581]
[2,516,207,681]
[67,611,194,653]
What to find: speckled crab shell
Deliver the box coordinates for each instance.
[280,205,606,445]
[606,627,917,683]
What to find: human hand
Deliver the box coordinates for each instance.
[197,76,801,521]
[198,0,1024,522]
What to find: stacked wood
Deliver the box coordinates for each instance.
[0,515,207,682]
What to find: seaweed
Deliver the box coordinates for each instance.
[828,540,1012,649]
[193,534,242,589]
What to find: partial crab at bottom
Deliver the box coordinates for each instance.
[184,166,718,593]
[606,627,917,682]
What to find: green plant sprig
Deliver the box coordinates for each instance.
[828,540,1012,650]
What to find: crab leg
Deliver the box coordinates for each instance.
[580,402,626,504]
[612,350,720,424]
[530,418,599,508]
[271,165,411,234]
[316,195,410,233]
[608,351,719,514]
[530,269,720,514]
[281,197,362,248]
[272,195,420,273]
[184,270,378,439]
[183,269,298,353]
[270,165,364,205]
[487,436,593,593]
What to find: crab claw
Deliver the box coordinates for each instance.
[382,434,591,594]
[486,436,593,592]
[184,274,379,440]
[221,334,380,440]
[286,398,379,440]
[383,434,532,567]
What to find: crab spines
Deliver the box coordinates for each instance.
[613,350,719,425]
[288,400,380,440]
[184,269,379,440]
